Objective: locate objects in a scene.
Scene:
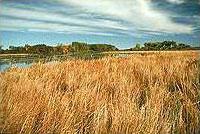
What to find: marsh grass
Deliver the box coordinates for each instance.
[0,51,200,134]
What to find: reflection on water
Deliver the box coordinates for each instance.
[0,53,106,72]
[0,52,126,72]
[0,62,32,72]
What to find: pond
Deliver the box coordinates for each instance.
[0,53,106,72]
[0,62,33,72]
[0,52,131,71]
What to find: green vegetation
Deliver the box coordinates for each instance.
[0,41,199,55]
[0,45,3,52]
[0,42,118,55]
[130,41,193,51]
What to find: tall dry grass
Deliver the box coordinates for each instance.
[0,51,200,134]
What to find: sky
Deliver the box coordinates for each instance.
[0,0,200,49]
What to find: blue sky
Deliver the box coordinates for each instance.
[0,0,200,49]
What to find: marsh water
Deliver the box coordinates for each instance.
[0,62,31,72]
[0,52,132,71]
[1,51,198,72]
[0,53,109,72]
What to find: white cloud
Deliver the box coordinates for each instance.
[0,17,119,36]
[166,0,184,4]
[0,0,194,36]
[0,6,128,30]
[59,0,193,34]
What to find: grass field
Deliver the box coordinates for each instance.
[0,51,200,134]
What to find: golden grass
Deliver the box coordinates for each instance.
[0,51,200,134]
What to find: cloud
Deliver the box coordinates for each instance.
[0,5,134,37]
[0,6,128,30]
[0,17,120,36]
[59,0,193,34]
[0,0,194,37]
[166,0,184,4]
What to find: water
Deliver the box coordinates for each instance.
[0,53,108,72]
[0,62,32,72]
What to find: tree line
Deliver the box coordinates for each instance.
[0,42,118,55]
[129,41,195,51]
[0,41,199,54]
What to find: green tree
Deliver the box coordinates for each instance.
[142,41,181,50]
[72,42,89,52]
[144,42,158,50]
[177,43,190,49]
[89,44,118,52]
[160,41,177,50]
[0,45,2,51]
[134,43,141,50]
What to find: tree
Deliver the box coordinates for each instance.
[177,43,190,49]
[144,42,159,50]
[72,42,89,52]
[134,43,141,50]
[160,41,177,50]
[89,44,118,52]
[0,45,2,51]
[141,41,186,50]
[9,46,16,50]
